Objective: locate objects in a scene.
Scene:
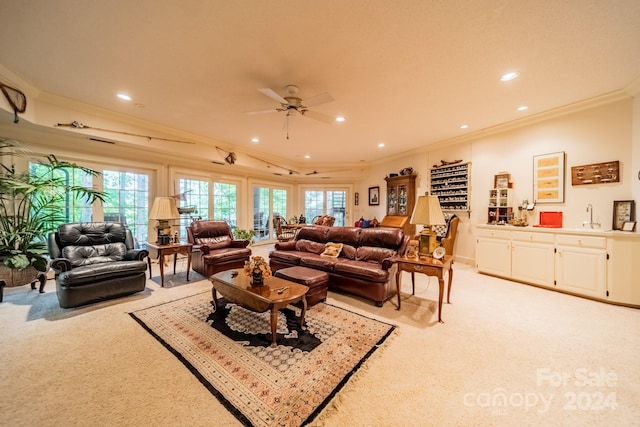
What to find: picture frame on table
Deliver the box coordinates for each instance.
[612,200,635,231]
[368,186,380,206]
[622,221,636,232]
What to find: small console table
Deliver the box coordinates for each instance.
[146,242,193,287]
[394,255,453,323]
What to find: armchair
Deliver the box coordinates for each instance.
[186,220,251,277]
[48,222,148,308]
[273,215,296,242]
[436,215,460,256]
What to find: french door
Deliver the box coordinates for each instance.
[253,186,289,242]
[304,189,347,226]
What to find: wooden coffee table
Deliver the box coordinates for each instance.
[210,270,309,347]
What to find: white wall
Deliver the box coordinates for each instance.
[357,96,636,265]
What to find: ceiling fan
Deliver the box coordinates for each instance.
[247,84,335,125]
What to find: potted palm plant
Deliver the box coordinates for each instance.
[0,137,106,292]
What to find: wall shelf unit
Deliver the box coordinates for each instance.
[430,162,470,212]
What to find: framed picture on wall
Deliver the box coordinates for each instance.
[494,172,510,189]
[533,151,565,203]
[368,186,380,206]
[354,192,359,206]
[612,200,635,230]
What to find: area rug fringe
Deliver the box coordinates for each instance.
[311,328,400,425]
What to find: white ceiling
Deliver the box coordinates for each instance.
[1,0,639,168]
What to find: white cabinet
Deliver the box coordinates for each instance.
[511,231,555,287]
[475,225,640,306]
[476,228,511,277]
[555,234,607,299]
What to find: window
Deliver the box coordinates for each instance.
[304,191,324,224]
[213,182,237,226]
[177,178,209,236]
[103,170,149,243]
[253,187,270,241]
[252,186,289,242]
[28,161,96,231]
[304,189,347,226]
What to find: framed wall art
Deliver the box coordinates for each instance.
[494,172,510,189]
[368,186,380,206]
[354,192,359,206]
[612,200,635,231]
[533,151,565,204]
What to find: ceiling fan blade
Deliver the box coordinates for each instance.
[303,92,334,107]
[246,108,279,115]
[301,109,335,124]
[258,88,287,104]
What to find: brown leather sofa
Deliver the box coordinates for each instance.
[186,220,251,278]
[269,225,408,306]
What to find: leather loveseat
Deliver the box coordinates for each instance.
[186,220,251,278]
[269,225,408,306]
[48,222,149,308]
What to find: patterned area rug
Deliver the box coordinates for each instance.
[130,292,395,427]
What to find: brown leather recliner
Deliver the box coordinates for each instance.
[186,220,251,278]
[48,222,149,308]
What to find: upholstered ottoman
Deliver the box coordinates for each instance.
[274,266,328,307]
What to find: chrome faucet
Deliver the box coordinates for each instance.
[583,204,600,228]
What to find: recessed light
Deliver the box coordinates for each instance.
[304,155,310,159]
[378,143,385,148]
[460,124,469,129]
[117,93,132,101]
[500,72,519,82]
[251,138,259,143]
[336,116,345,122]
[517,105,528,111]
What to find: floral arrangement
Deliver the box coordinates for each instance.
[244,255,272,279]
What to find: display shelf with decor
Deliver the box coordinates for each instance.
[487,188,515,224]
[383,174,416,237]
[430,162,470,212]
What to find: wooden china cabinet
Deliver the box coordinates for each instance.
[383,174,416,237]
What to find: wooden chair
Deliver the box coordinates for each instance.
[273,215,296,242]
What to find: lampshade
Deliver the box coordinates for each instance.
[410,195,446,226]
[149,197,180,220]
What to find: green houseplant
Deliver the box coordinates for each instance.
[231,226,256,246]
[0,138,106,281]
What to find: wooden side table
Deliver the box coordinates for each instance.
[146,242,193,287]
[394,255,453,323]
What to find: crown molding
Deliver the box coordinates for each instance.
[624,75,640,97]
[377,90,633,161]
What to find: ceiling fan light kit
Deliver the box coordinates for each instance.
[248,84,336,139]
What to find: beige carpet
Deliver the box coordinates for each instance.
[1,247,639,426]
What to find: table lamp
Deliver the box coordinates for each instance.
[149,196,180,244]
[409,194,446,258]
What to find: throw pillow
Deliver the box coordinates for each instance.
[321,242,343,258]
